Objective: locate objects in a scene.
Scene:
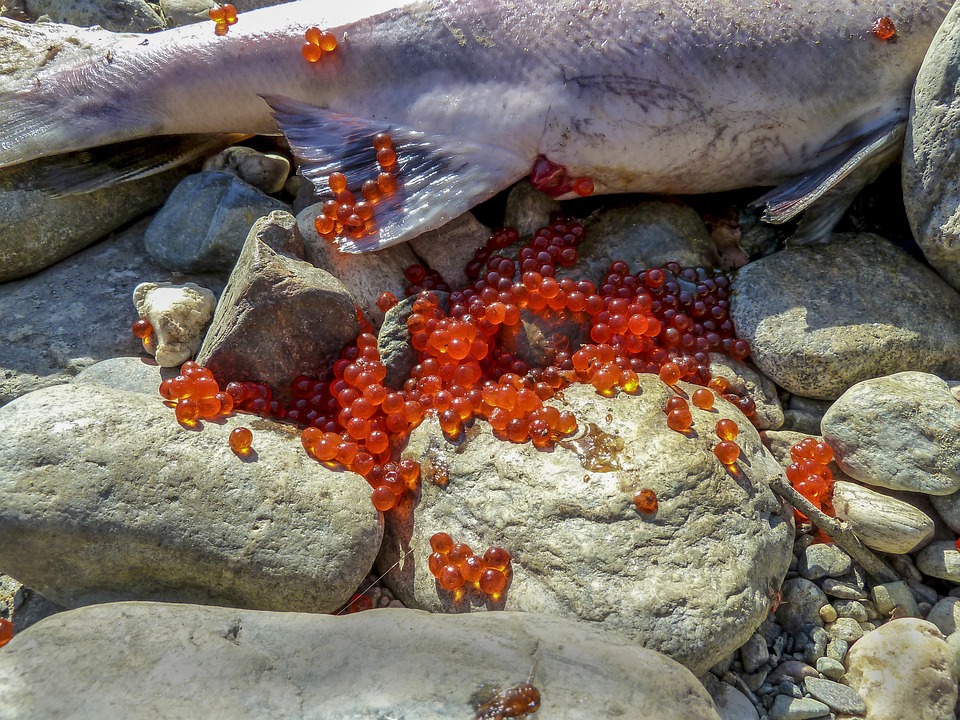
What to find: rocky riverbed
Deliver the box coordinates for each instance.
[4,1,960,719]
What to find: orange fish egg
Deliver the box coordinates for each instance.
[873,16,896,41]
[209,3,237,35]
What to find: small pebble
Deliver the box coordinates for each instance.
[833,600,868,623]
[825,638,848,663]
[819,604,838,623]
[800,544,853,580]
[769,694,831,720]
[815,656,846,681]
[821,578,867,600]
[768,660,819,684]
[805,627,830,665]
[826,617,864,643]
[804,676,867,715]
[741,632,770,673]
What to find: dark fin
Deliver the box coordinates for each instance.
[23,133,250,196]
[263,95,529,252]
[750,122,905,243]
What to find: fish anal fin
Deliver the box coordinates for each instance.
[263,95,529,252]
[751,121,905,243]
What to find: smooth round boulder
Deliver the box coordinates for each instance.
[729,234,960,400]
[380,378,794,675]
[0,384,382,612]
[0,603,722,720]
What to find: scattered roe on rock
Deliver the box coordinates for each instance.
[429,532,512,601]
[0,617,12,648]
[154,217,758,514]
[302,26,337,63]
[131,318,153,340]
[785,438,836,524]
[229,427,253,454]
[208,3,237,35]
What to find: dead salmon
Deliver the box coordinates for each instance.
[0,0,952,250]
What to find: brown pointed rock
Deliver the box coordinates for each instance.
[197,211,357,397]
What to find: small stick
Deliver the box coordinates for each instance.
[770,476,899,584]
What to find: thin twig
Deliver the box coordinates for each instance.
[770,476,899,584]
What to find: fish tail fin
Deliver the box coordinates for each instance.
[264,95,530,251]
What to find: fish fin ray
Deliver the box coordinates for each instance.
[23,133,249,196]
[264,95,529,251]
[752,121,904,227]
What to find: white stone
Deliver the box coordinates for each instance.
[132,281,216,367]
[844,618,958,720]
[203,146,290,194]
[0,603,722,720]
[831,480,934,554]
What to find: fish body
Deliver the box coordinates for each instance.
[0,0,952,249]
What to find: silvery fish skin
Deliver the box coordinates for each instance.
[0,0,952,249]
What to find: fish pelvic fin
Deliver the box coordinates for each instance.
[751,121,905,244]
[264,95,530,252]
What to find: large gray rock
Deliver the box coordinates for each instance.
[903,2,960,293]
[844,618,958,720]
[24,0,163,31]
[381,378,794,675]
[71,356,168,396]
[408,213,490,291]
[729,234,960,400]
[0,383,382,612]
[145,172,289,273]
[0,603,721,720]
[821,372,960,495]
[196,211,357,397]
[0,156,188,284]
[915,541,960,583]
[0,219,226,408]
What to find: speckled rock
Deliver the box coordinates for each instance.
[844,619,958,720]
[781,395,832,436]
[380,379,794,675]
[0,219,226,408]
[145,172,289,273]
[768,695,829,720]
[831,480,935,554]
[24,0,163,31]
[708,354,783,430]
[799,544,852,581]
[408,213,490,291]
[803,677,865,715]
[158,0,214,25]
[925,597,960,636]
[0,604,721,720]
[931,486,960,535]
[0,153,189,284]
[503,181,562,238]
[702,673,759,720]
[0,383,381,612]
[903,2,960,293]
[203,147,290,195]
[821,372,960,495]
[729,234,960,400]
[872,580,921,618]
[563,201,720,284]
[776,578,829,635]
[298,203,417,327]
[71,356,166,396]
[916,542,960,583]
[133,282,217,367]
[196,211,357,398]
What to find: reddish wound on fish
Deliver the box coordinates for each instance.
[302,27,338,63]
[529,155,594,198]
[873,16,896,41]
[209,3,237,36]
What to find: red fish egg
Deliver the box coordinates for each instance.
[482,546,512,571]
[354,200,374,221]
[131,318,153,339]
[692,388,714,410]
[373,132,393,150]
[229,426,253,453]
[873,15,896,41]
[448,543,473,566]
[376,291,398,313]
[175,399,199,424]
[664,396,688,413]
[707,376,729,394]
[439,564,465,591]
[479,568,507,596]
[785,462,806,485]
[811,441,834,465]
[715,418,739,441]
[633,488,658,514]
[430,531,454,554]
[304,26,322,45]
[659,362,681,386]
[317,30,338,52]
[428,552,445,576]
[314,214,335,236]
[666,407,692,432]
[302,42,323,63]
[371,485,397,511]
[461,555,484,584]
[376,147,397,168]
[713,440,740,465]
[378,172,397,193]
[328,171,347,194]
[197,396,221,419]
[361,180,381,202]
[572,176,594,196]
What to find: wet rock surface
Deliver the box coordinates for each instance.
[0,604,721,720]
[380,379,794,676]
[729,234,960,400]
[0,384,381,612]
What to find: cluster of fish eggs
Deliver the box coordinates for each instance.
[428,532,512,600]
[786,437,836,522]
